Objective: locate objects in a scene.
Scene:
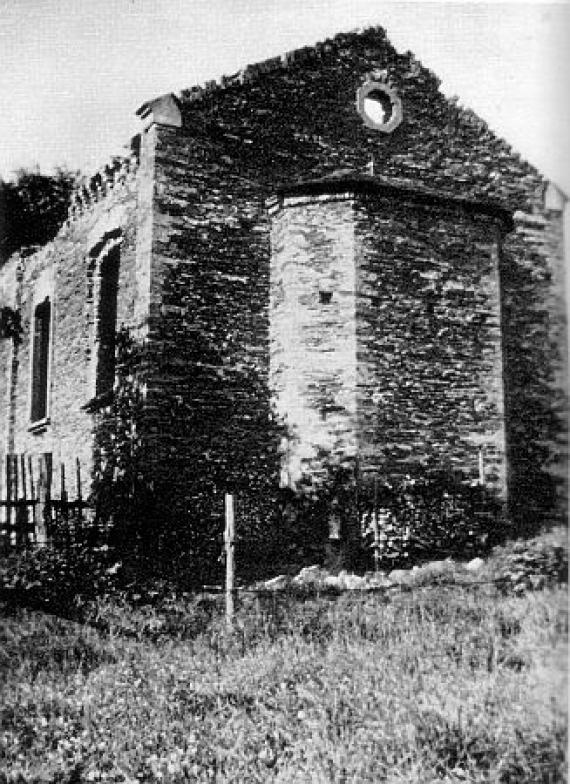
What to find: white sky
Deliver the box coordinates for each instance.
[0,0,569,193]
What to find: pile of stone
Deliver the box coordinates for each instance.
[254,556,486,593]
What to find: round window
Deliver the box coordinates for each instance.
[356,80,402,133]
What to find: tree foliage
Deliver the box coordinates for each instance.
[0,166,78,262]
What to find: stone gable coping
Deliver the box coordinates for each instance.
[544,181,568,211]
[136,93,182,130]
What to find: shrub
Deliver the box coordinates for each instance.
[238,465,507,578]
[90,325,288,589]
[370,472,503,562]
[0,540,121,617]
[488,527,568,594]
[235,485,331,580]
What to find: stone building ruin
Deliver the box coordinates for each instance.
[0,27,567,532]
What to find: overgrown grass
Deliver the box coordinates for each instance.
[1,582,567,783]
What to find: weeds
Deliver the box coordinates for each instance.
[0,529,566,782]
[1,582,567,783]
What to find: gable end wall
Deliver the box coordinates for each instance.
[144,29,566,525]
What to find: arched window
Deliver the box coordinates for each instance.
[30,297,51,423]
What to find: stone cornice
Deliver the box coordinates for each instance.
[274,172,514,231]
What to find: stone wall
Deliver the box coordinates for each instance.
[269,193,358,486]
[0,155,139,495]
[501,205,568,526]
[0,254,21,455]
[355,191,507,493]
[144,26,565,523]
[267,179,509,498]
[134,123,277,514]
[0,26,565,530]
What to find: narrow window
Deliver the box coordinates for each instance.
[94,248,119,396]
[31,297,51,422]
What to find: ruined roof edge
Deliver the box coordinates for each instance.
[441,96,567,201]
[160,25,563,199]
[64,138,140,226]
[175,26,426,103]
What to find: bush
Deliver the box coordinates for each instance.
[366,472,504,563]
[237,466,507,578]
[0,540,121,616]
[488,527,568,593]
[235,486,331,581]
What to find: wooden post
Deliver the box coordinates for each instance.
[354,456,360,539]
[224,493,235,629]
[0,455,4,548]
[28,455,35,498]
[28,455,36,536]
[372,475,380,572]
[6,455,17,546]
[5,457,11,545]
[75,458,83,536]
[60,462,66,501]
[18,454,28,547]
[36,452,52,546]
[76,458,83,504]
[20,455,27,500]
[12,454,19,503]
[60,462,69,545]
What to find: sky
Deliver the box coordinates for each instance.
[0,0,569,194]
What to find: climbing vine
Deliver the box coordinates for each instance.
[0,305,22,340]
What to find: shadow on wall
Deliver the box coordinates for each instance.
[501,246,568,534]
[89,324,545,587]
[90,326,288,587]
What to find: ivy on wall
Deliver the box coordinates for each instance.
[0,305,22,340]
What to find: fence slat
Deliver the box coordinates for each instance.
[0,453,93,551]
[28,455,36,535]
[6,456,15,543]
[12,455,19,503]
[60,462,66,502]
[20,455,27,500]
[36,452,52,546]
[0,455,5,542]
[76,458,82,503]
[224,493,235,629]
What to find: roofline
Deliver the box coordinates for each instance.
[275,174,514,231]
[174,26,435,107]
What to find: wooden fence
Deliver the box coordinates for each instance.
[0,453,90,550]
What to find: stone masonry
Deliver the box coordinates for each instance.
[270,176,510,496]
[0,152,140,487]
[0,26,567,530]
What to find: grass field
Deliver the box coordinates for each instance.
[1,579,567,783]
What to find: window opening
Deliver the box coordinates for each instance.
[319,290,333,305]
[356,80,403,133]
[31,297,51,422]
[363,89,393,126]
[94,247,120,397]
